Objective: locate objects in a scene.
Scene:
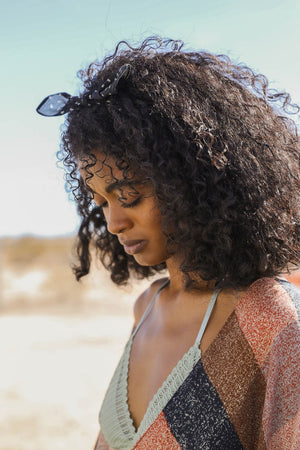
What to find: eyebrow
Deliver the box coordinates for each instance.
[105,179,137,194]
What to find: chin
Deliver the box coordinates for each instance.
[133,252,167,267]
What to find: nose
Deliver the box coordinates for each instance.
[105,203,132,235]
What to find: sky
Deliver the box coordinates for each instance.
[1,0,300,237]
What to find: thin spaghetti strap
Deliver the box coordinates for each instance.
[195,288,221,345]
[132,278,170,338]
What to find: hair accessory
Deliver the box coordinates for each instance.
[36,64,132,117]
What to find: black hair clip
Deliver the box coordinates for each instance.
[36,64,132,117]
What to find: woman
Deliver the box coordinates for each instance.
[37,37,300,449]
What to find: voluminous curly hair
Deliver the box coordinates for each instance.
[58,37,300,289]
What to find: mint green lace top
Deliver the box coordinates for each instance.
[99,279,220,450]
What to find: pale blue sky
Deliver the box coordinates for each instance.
[1,0,300,236]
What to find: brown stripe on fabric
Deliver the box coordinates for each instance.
[202,312,267,450]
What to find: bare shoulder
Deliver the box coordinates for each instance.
[132,277,169,329]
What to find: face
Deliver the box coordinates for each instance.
[78,152,168,266]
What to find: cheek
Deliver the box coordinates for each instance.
[147,213,167,246]
[146,203,163,225]
[150,211,166,239]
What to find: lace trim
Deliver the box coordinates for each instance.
[99,333,202,449]
[99,336,136,450]
[99,280,220,449]
[133,342,201,445]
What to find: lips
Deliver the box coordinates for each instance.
[119,239,147,255]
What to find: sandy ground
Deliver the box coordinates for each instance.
[0,311,134,450]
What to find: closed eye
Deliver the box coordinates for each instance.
[99,197,142,209]
[121,197,142,208]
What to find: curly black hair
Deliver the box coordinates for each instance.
[58,37,300,289]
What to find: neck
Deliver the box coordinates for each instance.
[166,257,215,297]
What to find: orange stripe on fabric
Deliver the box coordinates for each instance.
[262,320,300,443]
[268,413,300,450]
[235,278,298,366]
[133,411,181,450]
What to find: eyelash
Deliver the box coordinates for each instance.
[100,197,142,209]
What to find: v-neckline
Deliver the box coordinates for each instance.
[125,328,203,440]
[125,283,231,441]
[99,277,279,449]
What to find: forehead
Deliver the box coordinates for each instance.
[78,151,117,174]
[78,151,125,187]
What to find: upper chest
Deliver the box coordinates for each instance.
[127,295,239,430]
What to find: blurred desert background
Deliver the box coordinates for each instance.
[1,235,299,450]
[0,235,158,450]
